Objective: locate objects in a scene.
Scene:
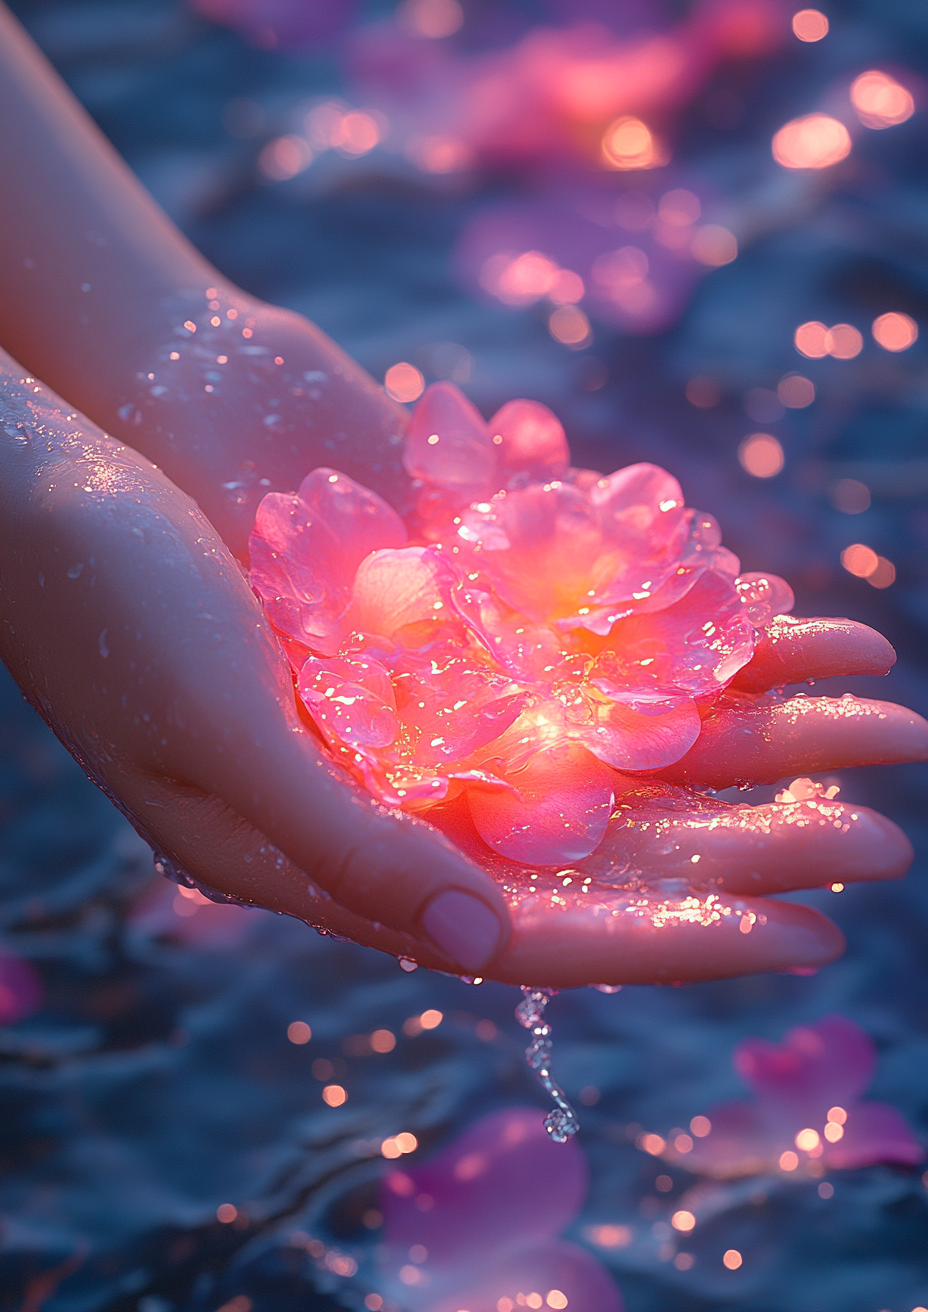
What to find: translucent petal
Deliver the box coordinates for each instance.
[404,381,497,494]
[458,482,603,620]
[574,696,702,771]
[468,743,616,863]
[349,546,451,640]
[249,468,405,655]
[297,654,399,750]
[489,398,570,486]
[592,569,757,698]
[736,571,796,628]
[391,647,529,765]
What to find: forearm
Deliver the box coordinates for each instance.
[0,3,409,555]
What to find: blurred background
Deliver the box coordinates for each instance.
[1,0,927,1308]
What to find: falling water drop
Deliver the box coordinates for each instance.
[515,987,579,1142]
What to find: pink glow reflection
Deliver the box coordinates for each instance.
[0,952,42,1025]
[378,1106,623,1312]
[348,0,790,174]
[661,1015,923,1177]
[249,384,792,867]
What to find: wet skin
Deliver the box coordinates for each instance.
[0,5,926,985]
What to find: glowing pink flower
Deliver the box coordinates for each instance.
[663,1014,923,1177]
[378,1106,623,1312]
[348,0,788,175]
[249,383,793,869]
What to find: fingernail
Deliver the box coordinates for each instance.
[421,889,504,971]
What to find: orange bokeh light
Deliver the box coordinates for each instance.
[258,135,313,181]
[691,224,738,266]
[549,305,591,347]
[658,188,701,226]
[671,1210,696,1232]
[794,320,829,357]
[772,114,851,169]
[851,70,915,128]
[872,311,918,351]
[323,1083,347,1107]
[841,543,879,578]
[795,321,863,359]
[287,1021,312,1044]
[739,433,784,478]
[778,374,815,407]
[331,111,381,157]
[385,362,425,403]
[406,133,474,173]
[826,324,863,359]
[723,1249,744,1270]
[792,9,829,42]
[601,117,665,170]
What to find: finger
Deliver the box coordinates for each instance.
[659,694,928,790]
[731,616,896,693]
[497,894,844,987]
[586,794,913,894]
[0,369,509,972]
[134,773,846,988]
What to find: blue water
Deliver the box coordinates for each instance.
[2,1,928,1308]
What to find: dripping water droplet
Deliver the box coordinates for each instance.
[515,987,579,1142]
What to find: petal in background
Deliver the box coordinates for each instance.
[427,1239,624,1312]
[380,1107,588,1267]
[662,1014,924,1177]
[0,952,42,1025]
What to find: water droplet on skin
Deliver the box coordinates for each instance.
[515,988,579,1142]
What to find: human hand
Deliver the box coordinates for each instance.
[2,357,924,988]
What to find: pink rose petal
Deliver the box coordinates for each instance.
[736,571,796,628]
[348,546,451,640]
[298,655,399,750]
[249,467,405,655]
[459,481,603,620]
[489,398,570,486]
[404,382,497,496]
[390,647,528,765]
[468,742,616,863]
[735,1014,876,1116]
[427,1239,624,1312]
[822,1100,924,1170]
[592,570,758,700]
[576,695,702,772]
[381,1106,588,1263]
